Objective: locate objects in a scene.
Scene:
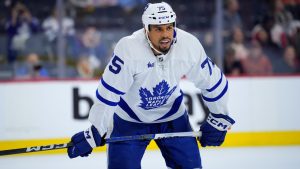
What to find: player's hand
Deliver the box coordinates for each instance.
[199,113,235,147]
[67,125,104,158]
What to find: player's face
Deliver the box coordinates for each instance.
[148,23,174,54]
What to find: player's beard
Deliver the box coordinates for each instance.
[159,46,170,54]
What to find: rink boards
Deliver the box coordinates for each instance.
[1,76,300,154]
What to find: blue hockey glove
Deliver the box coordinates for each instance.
[68,125,104,158]
[199,113,235,147]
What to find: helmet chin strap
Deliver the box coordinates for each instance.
[145,29,164,55]
[144,26,177,56]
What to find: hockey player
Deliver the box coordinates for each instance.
[68,2,235,169]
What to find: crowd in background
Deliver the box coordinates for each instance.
[0,0,299,80]
[222,0,300,76]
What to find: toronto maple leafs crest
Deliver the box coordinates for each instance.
[139,80,177,110]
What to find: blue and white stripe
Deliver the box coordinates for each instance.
[96,78,125,106]
[202,71,228,102]
[100,78,125,95]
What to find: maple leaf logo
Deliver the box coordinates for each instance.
[139,80,177,110]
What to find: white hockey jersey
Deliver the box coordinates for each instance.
[89,28,229,136]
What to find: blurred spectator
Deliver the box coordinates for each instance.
[251,14,283,63]
[252,19,271,46]
[76,56,94,78]
[289,21,300,59]
[273,0,294,28]
[252,14,277,47]
[224,46,244,75]
[278,46,299,73]
[15,53,49,79]
[42,8,75,60]
[222,0,242,41]
[270,0,299,48]
[5,2,40,63]
[72,26,108,71]
[230,27,249,60]
[241,41,273,75]
[43,8,75,44]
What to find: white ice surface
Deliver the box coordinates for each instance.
[0,146,300,169]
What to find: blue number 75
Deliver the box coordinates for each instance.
[109,55,124,74]
[201,57,215,76]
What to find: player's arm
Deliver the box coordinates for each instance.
[186,40,235,147]
[68,38,134,158]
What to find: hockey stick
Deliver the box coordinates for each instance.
[0,131,201,156]
[106,131,202,143]
[0,143,71,157]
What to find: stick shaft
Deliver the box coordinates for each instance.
[0,143,72,156]
[0,131,201,156]
[106,131,202,143]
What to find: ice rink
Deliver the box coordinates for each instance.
[1,146,300,169]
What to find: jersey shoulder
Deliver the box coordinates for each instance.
[176,28,206,60]
[176,28,202,47]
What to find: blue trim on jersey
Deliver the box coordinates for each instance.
[155,90,184,121]
[202,80,228,102]
[100,78,125,95]
[206,72,223,92]
[118,98,142,122]
[96,90,119,106]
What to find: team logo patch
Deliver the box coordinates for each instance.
[139,80,176,110]
[147,62,154,68]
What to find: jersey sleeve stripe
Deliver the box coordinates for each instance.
[100,78,125,95]
[202,80,228,102]
[206,71,223,92]
[118,98,142,122]
[154,90,183,121]
[96,90,119,106]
